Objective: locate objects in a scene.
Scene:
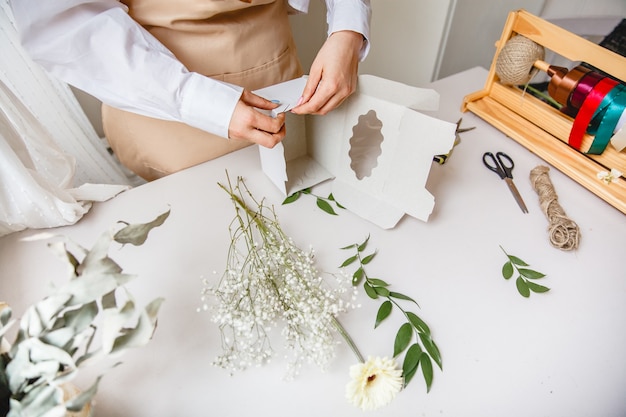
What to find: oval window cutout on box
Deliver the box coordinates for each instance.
[349,110,384,180]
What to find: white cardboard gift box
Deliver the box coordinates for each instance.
[254,75,457,229]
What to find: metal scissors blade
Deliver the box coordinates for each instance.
[504,177,529,213]
[482,151,528,213]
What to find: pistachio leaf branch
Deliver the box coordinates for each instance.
[282,188,345,216]
[340,236,441,392]
[500,245,549,297]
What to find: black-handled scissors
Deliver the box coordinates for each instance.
[482,151,528,213]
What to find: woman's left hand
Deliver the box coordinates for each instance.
[290,30,364,115]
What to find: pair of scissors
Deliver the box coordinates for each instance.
[482,151,528,213]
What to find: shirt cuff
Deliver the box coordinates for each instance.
[326,0,371,61]
[179,74,243,139]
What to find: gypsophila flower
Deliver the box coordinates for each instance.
[346,356,403,411]
[201,175,358,379]
[597,168,622,184]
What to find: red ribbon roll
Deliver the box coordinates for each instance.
[568,77,619,150]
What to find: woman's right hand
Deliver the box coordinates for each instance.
[227,90,286,148]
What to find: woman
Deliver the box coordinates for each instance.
[10,0,371,180]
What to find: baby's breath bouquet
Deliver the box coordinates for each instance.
[201,175,357,379]
[0,211,168,417]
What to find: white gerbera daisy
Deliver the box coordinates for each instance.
[346,356,403,410]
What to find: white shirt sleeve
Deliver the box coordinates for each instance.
[324,0,371,60]
[9,0,242,139]
[9,0,371,139]
[289,0,371,60]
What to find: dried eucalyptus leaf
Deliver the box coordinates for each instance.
[101,301,136,354]
[47,241,80,279]
[34,294,72,330]
[110,298,164,355]
[77,230,120,277]
[19,306,46,339]
[61,272,136,306]
[56,302,98,335]
[113,209,170,246]
[0,304,12,326]
[65,376,101,412]
[0,319,15,341]
[8,383,64,417]
[7,339,75,393]
[39,327,75,351]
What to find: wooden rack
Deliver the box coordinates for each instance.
[462,9,626,214]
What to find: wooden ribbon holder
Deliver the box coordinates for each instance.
[462,9,626,214]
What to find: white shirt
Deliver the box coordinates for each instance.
[9,0,371,139]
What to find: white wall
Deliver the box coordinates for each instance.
[290,0,453,87]
[435,0,546,80]
[436,0,626,80]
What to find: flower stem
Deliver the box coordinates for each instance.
[331,316,365,363]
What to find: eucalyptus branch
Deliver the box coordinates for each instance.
[282,187,345,216]
[340,236,442,392]
[500,245,549,298]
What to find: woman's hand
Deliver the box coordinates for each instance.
[290,30,364,115]
[228,90,286,148]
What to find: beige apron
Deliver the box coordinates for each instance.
[103,0,302,181]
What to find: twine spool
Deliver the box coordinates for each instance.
[529,166,580,251]
[495,35,545,85]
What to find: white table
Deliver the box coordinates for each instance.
[1,67,625,417]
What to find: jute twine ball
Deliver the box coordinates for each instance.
[495,35,545,85]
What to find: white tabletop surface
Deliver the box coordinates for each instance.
[1,67,625,417]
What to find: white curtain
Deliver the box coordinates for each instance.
[0,0,131,237]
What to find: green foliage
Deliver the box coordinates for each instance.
[340,236,442,392]
[0,211,168,417]
[282,188,345,216]
[500,245,549,298]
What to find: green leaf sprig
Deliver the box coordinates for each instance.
[340,236,442,392]
[500,245,549,297]
[282,187,345,215]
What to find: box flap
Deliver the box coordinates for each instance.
[357,74,441,112]
[328,91,456,228]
